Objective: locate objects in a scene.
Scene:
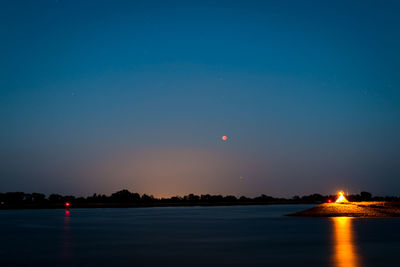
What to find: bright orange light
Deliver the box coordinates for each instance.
[222,135,228,141]
[336,191,348,203]
[332,217,360,267]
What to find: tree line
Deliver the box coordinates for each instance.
[0,189,398,207]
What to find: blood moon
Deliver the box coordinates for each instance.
[221,135,228,141]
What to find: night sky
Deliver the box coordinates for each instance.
[1,0,399,197]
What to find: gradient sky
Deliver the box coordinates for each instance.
[1,0,399,197]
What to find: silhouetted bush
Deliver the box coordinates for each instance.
[170,196,181,202]
[110,189,140,203]
[141,194,155,202]
[186,194,200,202]
[254,194,275,202]
[4,192,25,204]
[32,193,46,203]
[360,191,372,201]
[49,194,63,203]
[224,195,237,202]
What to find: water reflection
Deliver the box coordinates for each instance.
[62,210,71,261]
[331,217,361,267]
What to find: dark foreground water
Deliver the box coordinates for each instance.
[0,205,399,267]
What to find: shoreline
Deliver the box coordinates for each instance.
[0,201,317,210]
[288,201,400,217]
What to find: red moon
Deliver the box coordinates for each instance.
[222,135,228,141]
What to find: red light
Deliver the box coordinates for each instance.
[65,210,70,215]
[65,202,70,207]
[328,199,332,203]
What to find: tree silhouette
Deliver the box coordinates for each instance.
[0,189,398,209]
[110,189,140,202]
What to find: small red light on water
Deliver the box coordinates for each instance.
[65,210,70,215]
[65,202,70,207]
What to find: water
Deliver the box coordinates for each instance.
[0,205,399,266]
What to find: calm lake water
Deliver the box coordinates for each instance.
[0,205,399,266]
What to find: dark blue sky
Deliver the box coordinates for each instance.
[1,0,399,197]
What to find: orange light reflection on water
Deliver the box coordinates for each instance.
[332,217,360,267]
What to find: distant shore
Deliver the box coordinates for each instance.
[1,189,399,210]
[0,201,318,210]
[288,201,400,217]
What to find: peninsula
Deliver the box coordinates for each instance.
[289,191,400,217]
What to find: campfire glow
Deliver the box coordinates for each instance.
[336,191,348,203]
